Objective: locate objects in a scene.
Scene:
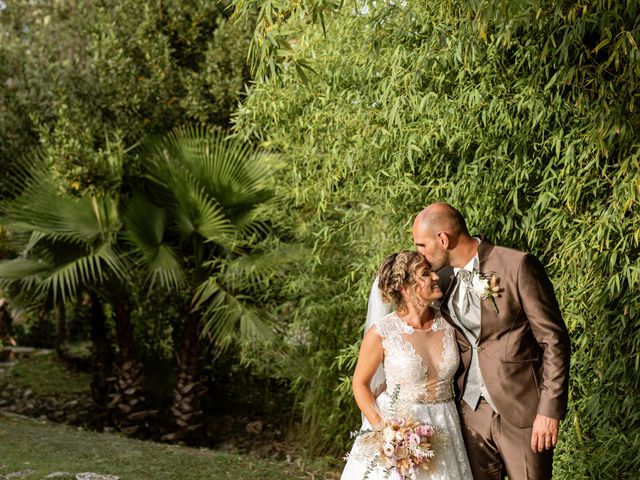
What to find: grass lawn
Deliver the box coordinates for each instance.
[0,413,325,480]
[2,350,90,396]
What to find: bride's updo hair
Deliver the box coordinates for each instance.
[377,250,428,305]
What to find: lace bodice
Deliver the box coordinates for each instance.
[375,310,458,407]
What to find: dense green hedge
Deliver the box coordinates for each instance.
[0,0,252,195]
[232,0,640,476]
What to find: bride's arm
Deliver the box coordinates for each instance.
[365,277,390,400]
[352,326,384,427]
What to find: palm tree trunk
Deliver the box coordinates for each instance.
[0,299,14,360]
[88,293,113,412]
[54,302,68,356]
[161,310,207,442]
[107,301,155,436]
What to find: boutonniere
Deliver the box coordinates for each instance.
[471,272,502,313]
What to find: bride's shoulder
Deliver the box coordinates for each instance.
[375,312,410,339]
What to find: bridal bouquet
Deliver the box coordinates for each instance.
[354,416,436,479]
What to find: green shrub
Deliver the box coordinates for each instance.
[14,314,56,349]
[0,0,254,194]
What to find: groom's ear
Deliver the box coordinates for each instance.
[436,231,450,249]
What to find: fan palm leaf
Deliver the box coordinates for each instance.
[141,139,236,248]
[195,276,273,348]
[38,243,125,302]
[121,195,185,290]
[173,180,235,244]
[147,126,273,231]
[2,153,120,245]
[0,147,125,302]
[192,127,270,205]
[4,187,120,245]
[191,247,303,346]
[0,258,51,282]
[0,243,126,304]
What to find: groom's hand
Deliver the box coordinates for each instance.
[531,414,559,453]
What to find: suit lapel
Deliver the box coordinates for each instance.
[437,265,470,346]
[437,265,456,321]
[437,265,456,307]
[476,235,495,342]
[477,234,494,272]
[440,308,471,348]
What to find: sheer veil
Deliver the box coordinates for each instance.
[361,277,392,427]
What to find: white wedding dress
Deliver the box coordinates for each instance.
[341,311,473,480]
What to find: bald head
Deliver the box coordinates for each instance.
[412,203,475,270]
[414,203,469,237]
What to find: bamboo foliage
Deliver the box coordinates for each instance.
[231,0,640,475]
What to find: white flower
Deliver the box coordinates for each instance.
[471,273,490,296]
[383,443,395,457]
[383,427,395,443]
[470,272,501,313]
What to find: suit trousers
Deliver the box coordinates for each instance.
[458,399,553,480]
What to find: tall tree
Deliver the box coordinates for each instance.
[0,146,155,435]
[0,0,254,198]
[125,126,279,441]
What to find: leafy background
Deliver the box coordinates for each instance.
[231,0,640,477]
[1,0,638,477]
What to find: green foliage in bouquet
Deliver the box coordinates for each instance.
[230,0,640,476]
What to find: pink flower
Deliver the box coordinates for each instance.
[391,418,405,427]
[408,433,421,446]
[417,425,434,437]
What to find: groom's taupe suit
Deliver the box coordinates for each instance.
[439,236,571,480]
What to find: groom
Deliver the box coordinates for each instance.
[412,203,570,480]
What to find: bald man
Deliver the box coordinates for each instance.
[410,203,570,480]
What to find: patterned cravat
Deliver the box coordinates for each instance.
[454,268,483,408]
[455,269,479,340]
[456,268,473,288]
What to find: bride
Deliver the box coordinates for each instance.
[341,251,473,479]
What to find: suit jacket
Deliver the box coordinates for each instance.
[438,236,571,428]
